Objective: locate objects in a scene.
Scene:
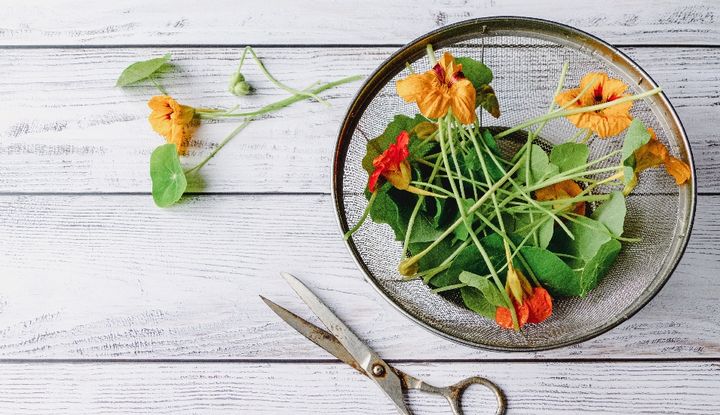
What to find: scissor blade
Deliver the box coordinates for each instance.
[280,272,410,415]
[259,295,364,374]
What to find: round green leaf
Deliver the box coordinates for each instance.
[150,144,187,208]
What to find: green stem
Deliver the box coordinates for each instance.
[198,75,363,119]
[439,116,518,328]
[240,46,330,106]
[403,156,443,253]
[149,75,168,95]
[426,44,437,65]
[184,118,252,175]
[344,190,378,240]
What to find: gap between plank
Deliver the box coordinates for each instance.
[0,357,717,365]
[0,43,719,50]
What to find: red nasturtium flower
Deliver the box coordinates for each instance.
[396,52,477,125]
[368,130,412,193]
[368,131,438,196]
[495,267,553,329]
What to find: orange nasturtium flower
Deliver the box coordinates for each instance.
[148,96,196,154]
[633,128,691,185]
[495,266,553,329]
[396,52,477,125]
[555,72,633,138]
[534,179,586,216]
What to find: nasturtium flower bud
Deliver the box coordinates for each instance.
[228,71,252,96]
[398,257,419,277]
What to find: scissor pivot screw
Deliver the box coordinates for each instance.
[371,363,385,377]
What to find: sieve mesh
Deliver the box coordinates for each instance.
[332,18,695,350]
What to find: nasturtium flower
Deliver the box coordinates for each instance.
[633,128,691,185]
[148,96,196,155]
[396,52,477,125]
[368,130,412,192]
[495,284,553,329]
[526,287,553,324]
[556,72,633,138]
[368,130,439,197]
[534,179,586,216]
[495,266,553,330]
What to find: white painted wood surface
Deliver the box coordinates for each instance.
[2,0,720,45]
[0,361,718,414]
[1,1,719,414]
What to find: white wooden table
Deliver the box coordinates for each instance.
[1,1,719,414]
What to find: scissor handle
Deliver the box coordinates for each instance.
[442,376,506,415]
[400,371,506,415]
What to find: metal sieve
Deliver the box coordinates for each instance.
[332,17,696,351]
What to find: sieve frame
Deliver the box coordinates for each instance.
[331,16,696,351]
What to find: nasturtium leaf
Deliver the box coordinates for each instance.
[459,271,505,307]
[430,233,504,288]
[150,143,187,208]
[408,211,445,244]
[514,214,554,249]
[550,142,590,174]
[451,199,476,242]
[580,239,621,295]
[362,114,426,175]
[591,191,626,237]
[476,84,501,118]
[367,183,411,241]
[517,144,560,185]
[481,129,501,156]
[409,135,437,159]
[409,237,456,277]
[520,246,581,297]
[455,57,493,88]
[621,119,652,184]
[622,118,652,162]
[558,216,613,261]
[117,53,171,87]
[460,287,497,319]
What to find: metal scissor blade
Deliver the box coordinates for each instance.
[259,295,364,374]
[280,272,410,415]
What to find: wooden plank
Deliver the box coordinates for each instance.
[0,193,716,359]
[0,46,717,194]
[0,361,717,414]
[1,1,719,46]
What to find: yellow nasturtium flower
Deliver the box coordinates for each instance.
[147,95,196,154]
[396,52,477,125]
[556,72,633,138]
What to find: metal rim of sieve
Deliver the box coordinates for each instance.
[331,16,697,351]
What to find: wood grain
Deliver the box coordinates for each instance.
[0,46,717,194]
[1,0,719,46]
[0,361,717,414]
[0,193,716,359]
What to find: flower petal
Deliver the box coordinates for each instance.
[665,156,691,185]
[396,72,435,104]
[526,287,553,324]
[535,179,586,216]
[417,89,451,120]
[495,300,530,329]
[449,79,477,124]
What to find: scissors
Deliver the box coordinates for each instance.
[261,272,506,415]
